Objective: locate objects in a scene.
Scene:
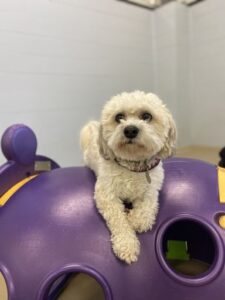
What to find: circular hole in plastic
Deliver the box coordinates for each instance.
[0,272,8,300]
[162,219,215,277]
[47,272,106,300]
[156,216,223,285]
[39,265,113,300]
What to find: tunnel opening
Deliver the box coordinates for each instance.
[161,219,216,277]
[47,272,106,300]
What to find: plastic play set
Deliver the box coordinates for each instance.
[0,124,225,300]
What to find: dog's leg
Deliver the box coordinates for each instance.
[127,191,159,233]
[95,185,140,264]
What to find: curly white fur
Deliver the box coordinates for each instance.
[80,91,177,264]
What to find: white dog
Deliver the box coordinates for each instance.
[80,91,177,264]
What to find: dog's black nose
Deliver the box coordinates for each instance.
[124,125,139,139]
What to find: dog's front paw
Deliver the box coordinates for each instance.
[111,233,140,264]
[127,210,156,233]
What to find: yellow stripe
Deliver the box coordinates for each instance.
[0,175,37,206]
[218,167,225,203]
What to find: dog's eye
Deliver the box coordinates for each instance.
[115,113,125,123]
[140,112,152,121]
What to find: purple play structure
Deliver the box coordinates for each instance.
[0,124,224,300]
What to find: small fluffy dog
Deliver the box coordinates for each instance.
[80,91,177,264]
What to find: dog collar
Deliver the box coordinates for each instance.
[114,156,161,183]
[114,156,161,172]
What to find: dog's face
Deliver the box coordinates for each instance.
[99,91,177,161]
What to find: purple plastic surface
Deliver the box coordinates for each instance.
[0,125,59,197]
[0,155,59,197]
[1,124,37,165]
[0,158,225,299]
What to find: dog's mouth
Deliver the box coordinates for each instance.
[127,139,133,144]
[120,139,136,146]
[119,139,145,149]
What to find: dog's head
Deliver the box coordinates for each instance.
[99,91,177,161]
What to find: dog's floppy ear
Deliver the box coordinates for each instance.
[158,111,177,159]
[98,125,114,160]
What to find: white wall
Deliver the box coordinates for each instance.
[152,2,191,147]
[176,3,191,147]
[189,0,225,147]
[0,0,154,166]
[1,0,223,166]
[152,2,177,120]
[153,0,225,148]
